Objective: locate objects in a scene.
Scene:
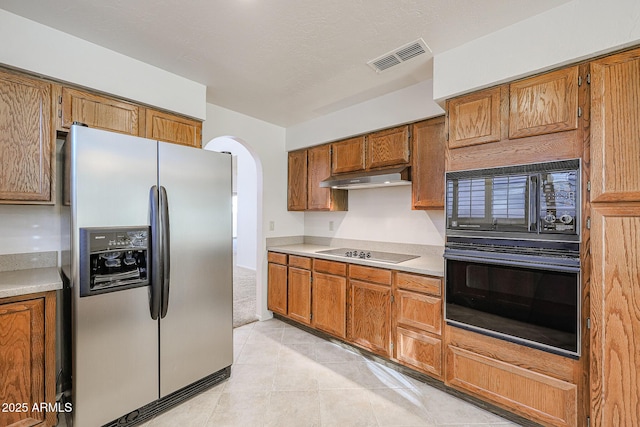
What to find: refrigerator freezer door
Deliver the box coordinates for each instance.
[158,142,233,397]
[71,126,160,426]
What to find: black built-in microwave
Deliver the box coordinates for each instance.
[446,159,580,240]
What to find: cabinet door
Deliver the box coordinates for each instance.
[447,86,502,149]
[307,144,347,211]
[348,279,391,357]
[590,48,640,202]
[590,205,640,426]
[411,117,446,209]
[509,66,578,139]
[0,298,46,426]
[288,267,311,324]
[287,150,307,210]
[331,136,365,174]
[0,70,52,203]
[267,262,287,315]
[366,125,410,169]
[145,108,202,148]
[312,272,347,338]
[396,290,441,335]
[396,327,442,378]
[60,86,142,136]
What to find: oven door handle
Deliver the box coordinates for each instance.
[444,249,580,273]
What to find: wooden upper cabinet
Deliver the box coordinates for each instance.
[145,108,202,148]
[331,136,365,174]
[509,66,579,139]
[447,86,502,149]
[590,48,640,202]
[307,144,347,211]
[60,86,143,136]
[0,70,53,203]
[411,117,446,209]
[288,150,308,211]
[366,125,410,169]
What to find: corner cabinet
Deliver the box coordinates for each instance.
[0,69,54,204]
[287,146,348,211]
[0,291,57,427]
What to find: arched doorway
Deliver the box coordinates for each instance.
[205,136,263,327]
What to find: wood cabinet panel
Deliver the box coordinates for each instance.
[307,144,348,211]
[447,345,577,427]
[267,262,287,316]
[145,108,202,148]
[348,279,391,357]
[267,252,287,265]
[0,70,53,203]
[448,87,502,149]
[411,117,446,209]
[331,136,365,174]
[0,292,56,427]
[288,267,312,325]
[312,272,347,338]
[313,259,346,276]
[396,290,441,335]
[287,150,308,211]
[366,125,410,169]
[396,272,441,296]
[60,87,142,136]
[590,48,640,202]
[349,265,391,286]
[288,255,312,270]
[509,66,579,139]
[396,327,442,378]
[590,205,640,426]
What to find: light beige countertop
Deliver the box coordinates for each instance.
[0,267,62,299]
[267,243,444,277]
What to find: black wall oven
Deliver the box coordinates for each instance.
[444,159,581,358]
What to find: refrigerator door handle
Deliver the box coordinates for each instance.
[160,186,171,318]
[149,185,162,320]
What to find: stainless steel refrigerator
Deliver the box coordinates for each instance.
[60,125,233,427]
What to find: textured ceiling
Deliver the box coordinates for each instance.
[0,0,567,126]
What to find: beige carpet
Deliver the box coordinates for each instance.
[233,265,258,328]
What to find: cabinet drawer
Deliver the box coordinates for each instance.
[396,272,441,296]
[396,327,442,378]
[446,345,577,427]
[396,290,441,335]
[349,265,391,285]
[313,259,347,276]
[267,252,287,265]
[289,255,312,270]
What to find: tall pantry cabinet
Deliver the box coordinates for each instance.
[589,47,640,426]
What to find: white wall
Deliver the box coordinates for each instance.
[206,137,258,270]
[305,186,445,246]
[202,103,295,320]
[433,0,640,101]
[0,9,206,119]
[286,79,444,151]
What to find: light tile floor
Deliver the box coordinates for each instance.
[138,318,523,427]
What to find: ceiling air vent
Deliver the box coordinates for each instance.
[367,38,431,73]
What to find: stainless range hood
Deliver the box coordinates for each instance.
[320,167,411,190]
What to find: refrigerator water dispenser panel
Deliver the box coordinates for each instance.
[79,226,150,297]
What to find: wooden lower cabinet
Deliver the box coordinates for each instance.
[0,291,56,427]
[267,252,287,316]
[348,278,391,357]
[287,265,312,325]
[445,326,579,427]
[396,327,442,378]
[312,270,347,339]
